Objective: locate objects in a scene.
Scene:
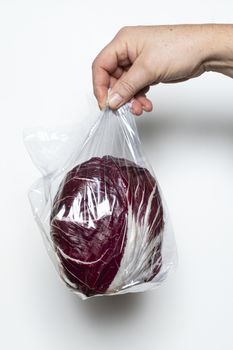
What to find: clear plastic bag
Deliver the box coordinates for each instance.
[25,104,177,300]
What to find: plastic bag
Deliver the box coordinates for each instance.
[25,104,177,299]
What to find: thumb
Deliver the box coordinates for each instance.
[108,57,152,109]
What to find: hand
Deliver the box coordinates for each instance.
[92,24,233,115]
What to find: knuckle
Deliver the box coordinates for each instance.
[117,26,131,36]
[91,58,97,71]
[119,79,135,95]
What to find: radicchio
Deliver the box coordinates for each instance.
[50,155,164,297]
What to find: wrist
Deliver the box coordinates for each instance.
[202,24,233,77]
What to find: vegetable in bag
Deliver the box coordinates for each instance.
[51,155,163,296]
[25,104,176,299]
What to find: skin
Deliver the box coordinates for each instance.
[92,24,233,115]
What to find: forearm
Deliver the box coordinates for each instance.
[203,24,233,78]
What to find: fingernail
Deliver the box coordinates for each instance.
[98,96,108,110]
[129,98,135,109]
[98,102,105,110]
[108,93,123,109]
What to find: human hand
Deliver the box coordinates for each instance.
[92,24,233,115]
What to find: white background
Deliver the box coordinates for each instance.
[0,1,233,349]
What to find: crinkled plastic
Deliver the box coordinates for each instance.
[25,104,177,299]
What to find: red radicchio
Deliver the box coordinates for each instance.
[50,155,164,297]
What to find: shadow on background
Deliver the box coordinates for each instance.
[136,110,233,143]
[69,290,149,322]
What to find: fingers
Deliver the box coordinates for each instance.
[92,45,118,109]
[109,73,152,115]
[92,33,131,109]
[108,56,153,109]
[92,31,154,114]
[136,94,153,112]
[131,93,153,116]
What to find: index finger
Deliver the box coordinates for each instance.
[92,44,118,109]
